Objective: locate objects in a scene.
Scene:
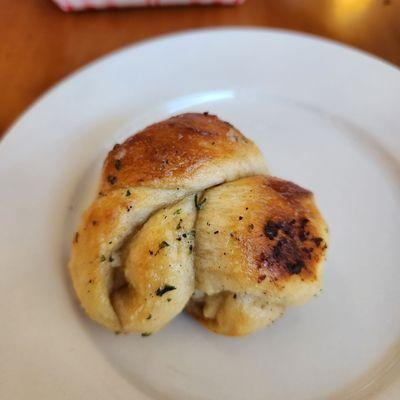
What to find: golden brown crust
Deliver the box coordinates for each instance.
[69,113,329,337]
[264,177,312,203]
[101,113,263,191]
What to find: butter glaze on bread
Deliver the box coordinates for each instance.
[189,176,328,335]
[101,113,266,191]
[69,113,328,336]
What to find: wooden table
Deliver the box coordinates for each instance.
[1,0,400,135]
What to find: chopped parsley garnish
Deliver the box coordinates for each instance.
[114,159,122,170]
[100,255,106,262]
[159,241,169,250]
[146,314,152,320]
[141,332,151,337]
[194,194,207,210]
[173,208,182,215]
[126,189,131,197]
[156,284,176,297]
[176,219,182,230]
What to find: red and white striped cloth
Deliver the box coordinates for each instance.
[53,0,245,11]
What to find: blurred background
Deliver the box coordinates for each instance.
[1,0,399,135]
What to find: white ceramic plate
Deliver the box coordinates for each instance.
[1,28,400,400]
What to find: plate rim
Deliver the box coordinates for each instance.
[2,26,400,146]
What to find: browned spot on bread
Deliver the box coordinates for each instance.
[265,177,311,203]
[239,177,326,284]
[100,113,256,191]
[258,215,325,280]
